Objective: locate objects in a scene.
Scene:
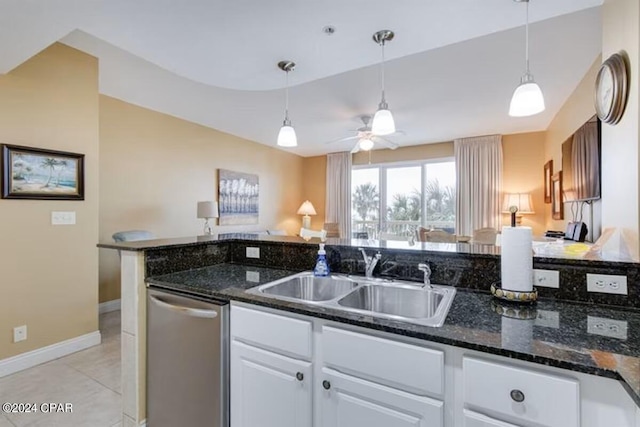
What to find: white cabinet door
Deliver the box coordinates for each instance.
[321,368,443,427]
[463,410,520,427]
[231,340,312,427]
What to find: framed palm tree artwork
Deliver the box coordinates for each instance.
[1,144,85,200]
[218,169,259,225]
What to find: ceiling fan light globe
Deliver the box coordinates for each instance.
[372,108,396,135]
[277,125,297,147]
[359,138,374,151]
[509,80,545,117]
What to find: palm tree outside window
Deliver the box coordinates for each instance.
[352,160,456,238]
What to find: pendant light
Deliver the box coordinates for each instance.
[371,30,396,135]
[277,61,297,147]
[509,0,545,117]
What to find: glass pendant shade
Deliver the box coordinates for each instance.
[372,107,395,135]
[359,138,374,151]
[509,75,545,117]
[276,61,297,147]
[509,0,545,118]
[277,122,297,147]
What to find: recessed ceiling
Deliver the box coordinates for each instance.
[1,0,603,156]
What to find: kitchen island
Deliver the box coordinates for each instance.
[100,233,640,426]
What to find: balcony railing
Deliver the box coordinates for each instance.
[352,219,455,239]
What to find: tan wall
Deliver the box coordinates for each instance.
[301,155,327,230]
[501,132,546,235]
[544,58,601,232]
[600,0,640,260]
[352,142,454,166]
[0,44,99,359]
[99,96,304,302]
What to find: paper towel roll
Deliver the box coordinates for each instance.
[501,226,533,292]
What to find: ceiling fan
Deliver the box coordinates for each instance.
[327,115,402,153]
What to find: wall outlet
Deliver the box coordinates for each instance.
[51,211,76,225]
[13,325,27,343]
[587,316,628,340]
[586,273,628,295]
[246,247,260,259]
[246,271,260,283]
[533,269,560,288]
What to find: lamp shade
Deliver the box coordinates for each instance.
[509,81,545,117]
[297,200,317,216]
[502,193,534,214]
[277,125,297,147]
[371,108,395,135]
[197,201,219,219]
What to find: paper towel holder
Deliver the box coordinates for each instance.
[490,282,538,304]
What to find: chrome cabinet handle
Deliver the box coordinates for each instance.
[149,295,218,319]
[322,380,331,390]
[510,389,525,403]
[296,372,304,381]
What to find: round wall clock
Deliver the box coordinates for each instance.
[595,52,629,125]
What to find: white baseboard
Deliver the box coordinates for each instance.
[123,415,146,426]
[0,331,101,378]
[99,299,121,314]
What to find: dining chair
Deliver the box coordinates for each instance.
[473,228,499,245]
[323,223,340,238]
[423,229,457,243]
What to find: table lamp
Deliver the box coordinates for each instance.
[502,193,534,225]
[197,201,219,235]
[297,200,317,229]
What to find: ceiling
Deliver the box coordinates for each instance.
[1,0,603,156]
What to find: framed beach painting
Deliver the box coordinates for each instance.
[1,144,85,200]
[218,169,259,225]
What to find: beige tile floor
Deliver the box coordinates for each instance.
[0,311,122,427]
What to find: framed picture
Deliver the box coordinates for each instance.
[544,160,553,204]
[1,144,85,200]
[218,169,259,225]
[552,171,563,220]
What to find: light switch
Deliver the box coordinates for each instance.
[51,211,76,225]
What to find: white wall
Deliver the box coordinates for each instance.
[600,0,640,260]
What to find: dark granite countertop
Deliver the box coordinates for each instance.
[100,233,638,266]
[146,263,298,298]
[147,263,640,407]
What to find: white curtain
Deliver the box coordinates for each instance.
[325,152,352,238]
[455,135,503,236]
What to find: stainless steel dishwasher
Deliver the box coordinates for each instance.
[147,287,229,427]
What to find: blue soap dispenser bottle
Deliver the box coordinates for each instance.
[313,244,330,277]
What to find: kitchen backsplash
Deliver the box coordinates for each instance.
[144,238,640,309]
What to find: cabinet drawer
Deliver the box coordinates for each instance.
[321,367,443,427]
[463,357,579,427]
[322,326,444,396]
[463,409,519,427]
[231,305,312,359]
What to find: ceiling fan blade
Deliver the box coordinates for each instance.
[375,137,399,150]
[326,135,358,144]
[350,142,361,154]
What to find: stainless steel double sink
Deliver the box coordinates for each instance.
[246,272,456,327]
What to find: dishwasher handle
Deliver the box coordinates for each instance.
[149,294,219,319]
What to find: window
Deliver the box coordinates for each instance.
[352,160,455,238]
